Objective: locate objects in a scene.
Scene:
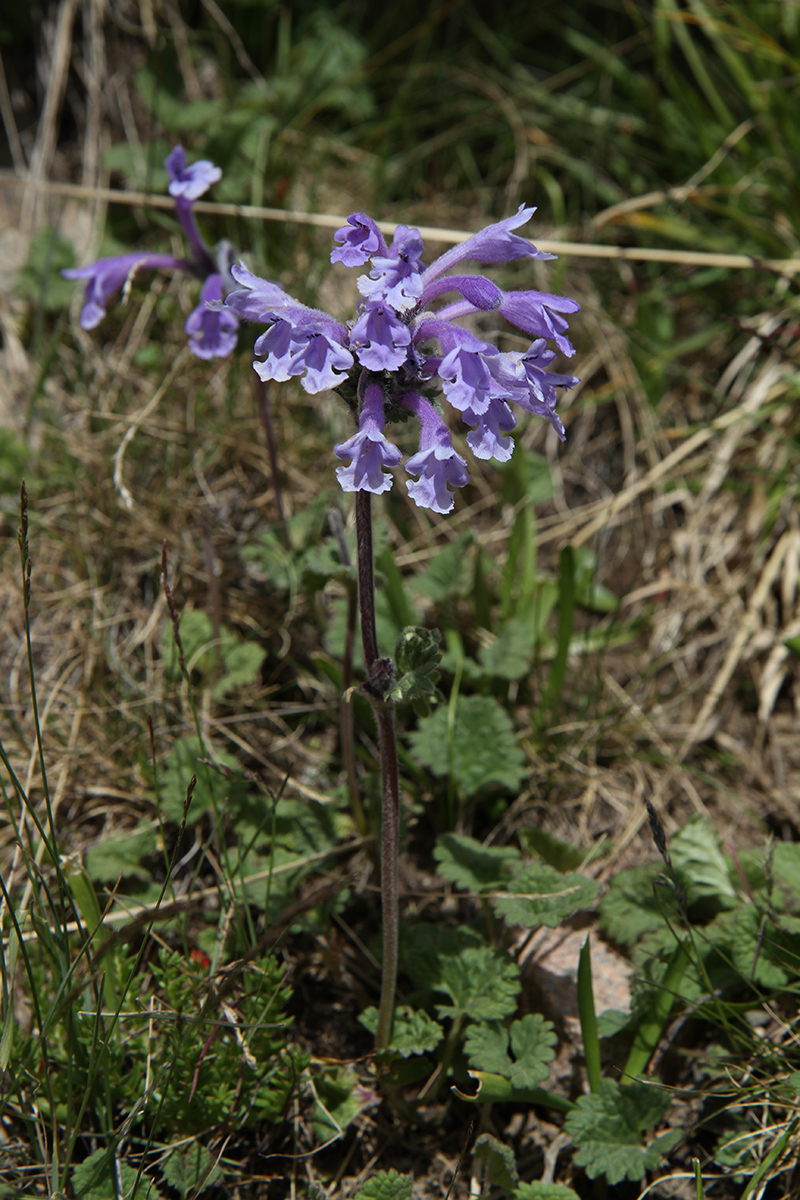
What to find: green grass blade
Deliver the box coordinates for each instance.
[577,935,601,1094]
[624,939,689,1079]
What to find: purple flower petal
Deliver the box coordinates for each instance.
[401,394,470,514]
[62,252,186,330]
[165,144,222,201]
[420,205,555,290]
[419,273,502,310]
[185,274,239,359]
[331,213,388,266]
[253,319,354,392]
[296,330,355,392]
[508,342,580,440]
[350,303,411,371]
[334,384,402,494]
[463,397,517,462]
[357,225,425,311]
[499,290,580,357]
[438,338,497,415]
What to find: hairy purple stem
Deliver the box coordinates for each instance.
[355,488,400,1053]
[328,509,366,835]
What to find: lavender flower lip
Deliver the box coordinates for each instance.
[63,145,238,359]
[224,205,580,514]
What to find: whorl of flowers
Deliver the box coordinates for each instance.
[223,207,580,513]
[62,145,238,359]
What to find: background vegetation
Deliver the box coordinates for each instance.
[1,1,800,1196]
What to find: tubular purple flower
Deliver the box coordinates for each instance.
[419,273,503,310]
[165,144,222,201]
[419,205,555,291]
[253,320,354,392]
[334,384,402,495]
[350,303,411,371]
[509,341,580,441]
[62,252,187,330]
[402,394,470,514]
[498,290,580,357]
[438,334,499,416]
[222,204,579,509]
[357,225,425,312]
[463,396,517,462]
[185,274,239,359]
[331,213,388,266]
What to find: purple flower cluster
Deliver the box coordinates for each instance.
[63,146,238,359]
[223,207,579,513]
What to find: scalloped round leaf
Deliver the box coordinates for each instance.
[565,1080,679,1183]
[508,1013,558,1089]
[434,944,521,1021]
[515,1185,580,1200]
[353,1170,412,1200]
[408,694,526,797]
[598,865,677,947]
[474,1134,519,1196]
[464,1021,512,1076]
[360,1005,443,1058]
[434,832,520,892]
[492,862,599,929]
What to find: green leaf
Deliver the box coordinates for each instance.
[492,862,599,929]
[161,736,249,823]
[72,1150,163,1200]
[359,1005,443,1058]
[598,865,675,946]
[434,833,520,892]
[474,1134,519,1198]
[408,695,526,797]
[412,531,473,600]
[162,1142,223,1196]
[311,1067,365,1143]
[400,925,520,1020]
[85,823,158,883]
[465,1015,556,1089]
[434,945,521,1021]
[212,631,266,699]
[477,617,537,681]
[508,1014,558,1089]
[564,1079,680,1183]
[464,1022,512,1076]
[520,828,585,873]
[389,626,442,708]
[573,547,619,613]
[353,1170,412,1200]
[670,816,738,909]
[515,1185,581,1200]
[773,842,800,902]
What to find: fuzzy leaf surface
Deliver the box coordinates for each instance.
[162,1142,222,1196]
[474,1134,519,1196]
[353,1170,412,1200]
[492,862,599,929]
[564,1079,680,1183]
[515,1186,580,1200]
[408,695,526,797]
[72,1150,163,1200]
[85,823,157,883]
[434,833,520,892]
[669,815,738,908]
[359,1005,443,1057]
[465,1014,556,1089]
